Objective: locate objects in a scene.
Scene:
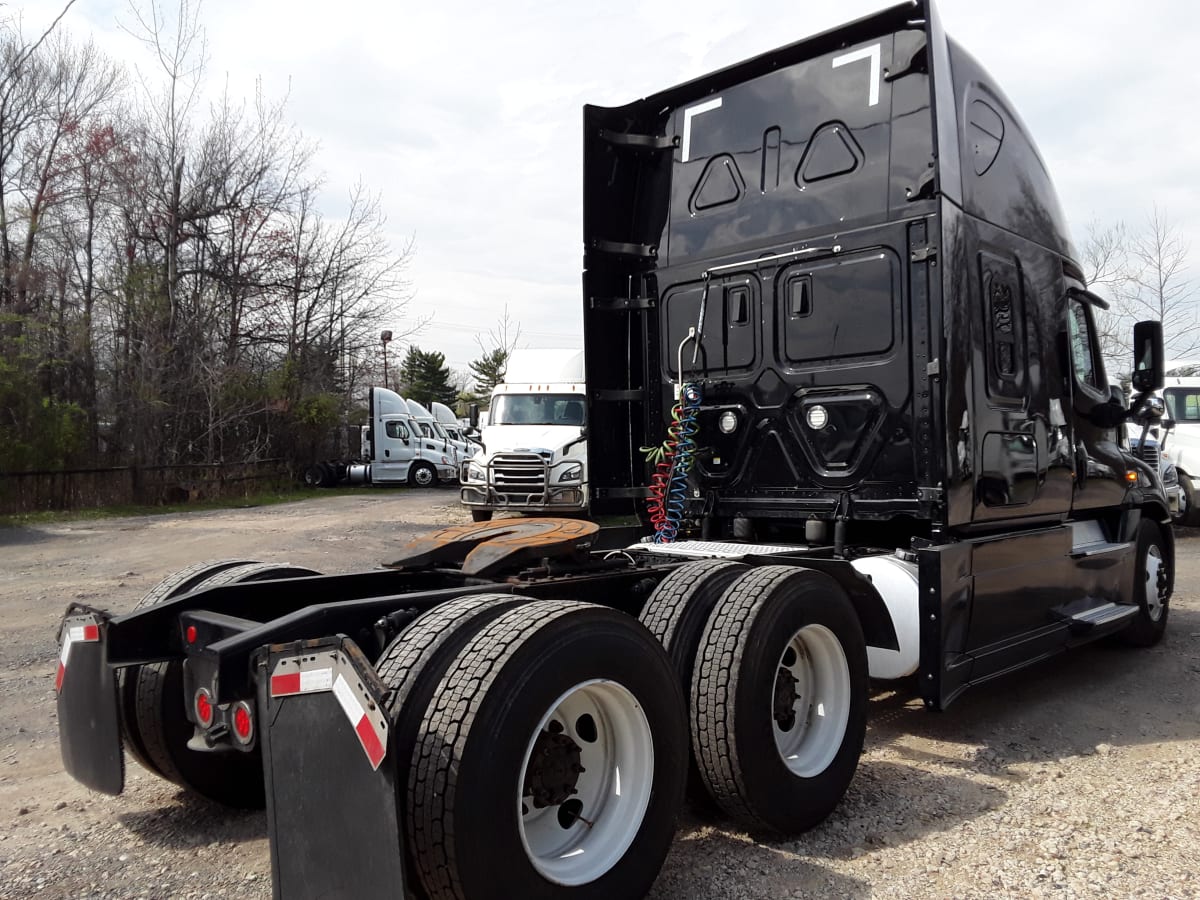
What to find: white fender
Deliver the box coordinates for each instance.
[850,554,920,680]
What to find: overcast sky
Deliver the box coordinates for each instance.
[13,0,1200,372]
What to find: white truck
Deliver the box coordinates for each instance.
[459,348,587,521]
[1162,374,1200,525]
[302,387,458,488]
[430,400,480,463]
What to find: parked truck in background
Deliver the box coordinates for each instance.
[55,4,1175,899]
[459,348,588,521]
[431,400,480,461]
[301,387,457,488]
[1161,374,1200,525]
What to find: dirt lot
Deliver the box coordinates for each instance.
[0,492,1197,899]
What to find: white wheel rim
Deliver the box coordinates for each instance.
[1145,545,1165,622]
[772,624,851,777]
[415,467,433,486]
[517,679,654,886]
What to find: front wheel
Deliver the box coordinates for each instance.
[1121,520,1171,647]
[408,601,687,900]
[408,461,437,487]
[1179,477,1199,527]
[691,565,868,834]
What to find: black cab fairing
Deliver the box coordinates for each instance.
[582,0,1150,549]
[583,2,939,525]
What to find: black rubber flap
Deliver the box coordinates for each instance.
[56,607,124,795]
[259,637,404,900]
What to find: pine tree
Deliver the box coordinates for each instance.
[398,347,458,407]
[468,347,509,400]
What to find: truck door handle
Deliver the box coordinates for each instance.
[385,449,390,458]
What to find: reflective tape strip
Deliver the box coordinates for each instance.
[270,667,333,697]
[332,673,386,770]
[56,619,100,692]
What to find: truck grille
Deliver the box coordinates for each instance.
[492,453,548,494]
[1135,444,1160,470]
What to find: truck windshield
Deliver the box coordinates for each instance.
[491,394,586,426]
[1164,388,1200,422]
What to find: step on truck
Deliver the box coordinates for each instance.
[55,3,1174,898]
[302,386,458,488]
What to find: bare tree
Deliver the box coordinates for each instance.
[1081,220,1134,367]
[1120,208,1197,361]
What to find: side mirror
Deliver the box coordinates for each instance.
[1163,419,1176,433]
[1108,385,1125,406]
[1131,321,1164,392]
[469,403,479,428]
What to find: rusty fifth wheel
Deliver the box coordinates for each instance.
[408,601,687,900]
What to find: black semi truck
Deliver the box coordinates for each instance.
[55,3,1174,898]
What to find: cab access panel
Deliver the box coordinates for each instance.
[583,3,943,523]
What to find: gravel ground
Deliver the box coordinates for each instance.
[0,493,1197,899]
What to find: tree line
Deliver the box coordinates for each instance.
[0,1,414,472]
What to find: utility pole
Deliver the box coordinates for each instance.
[381,330,393,390]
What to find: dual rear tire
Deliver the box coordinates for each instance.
[119,560,320,808]
[377,597,687,900]
[640,561,868,834]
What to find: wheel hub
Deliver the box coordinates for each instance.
[773,667,799,731]
[522,724,584,809]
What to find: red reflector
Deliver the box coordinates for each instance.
[271,672,301,696]
[185,625,197,644]
[82,624,99,642]
[195,690,213,725]
[234,705,252,739]
[55,662,65,692]
[354,715,386,769]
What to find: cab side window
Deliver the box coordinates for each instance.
[385,421,410,440]
[1067,298,1104,394]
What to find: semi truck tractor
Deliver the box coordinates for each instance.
[55,4,1174,899]
[431,400,480,461]
[1161,374,1200,525]
[459,348,588,521]
[301,387,458,488]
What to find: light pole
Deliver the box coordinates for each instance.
[381,330,393,390]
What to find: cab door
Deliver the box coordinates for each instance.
[372,417,414,483]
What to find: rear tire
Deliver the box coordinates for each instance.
[130,562,319,807]
[691,566,867,834]
[119,560,258,779]
[409,601,687,900]
[1120,520,1171,647]
[302,465,325,488]
[471,509,494,522]
[409,461,437,488]
[640,560,747,806]
[375,594,526,891]
[638,560,748,690]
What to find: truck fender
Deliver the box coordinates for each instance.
[849,555,920,680]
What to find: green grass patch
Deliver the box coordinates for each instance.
[0,486,366,529]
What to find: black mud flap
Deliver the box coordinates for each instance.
[56,606,124,795]
[257,637,405,900]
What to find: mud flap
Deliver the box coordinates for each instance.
[56,606,124,795]
[257,637,404,900]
